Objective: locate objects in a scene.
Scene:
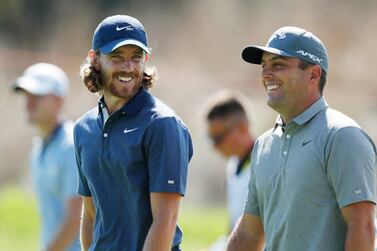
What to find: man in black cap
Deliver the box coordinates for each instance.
[75,15,193,251]
[226,26,376,251]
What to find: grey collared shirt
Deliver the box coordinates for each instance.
[245,97,376,251]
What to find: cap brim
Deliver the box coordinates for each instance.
[13,76,51,96]
[242,45,294,64]
[99,39,151,54]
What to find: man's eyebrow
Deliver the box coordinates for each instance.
[133,49,144,55]
[110,48,144,56]
[108,51,120,56]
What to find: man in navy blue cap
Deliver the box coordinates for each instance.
[75,15,193,251]
[226,26,376,251]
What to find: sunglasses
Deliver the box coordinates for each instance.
[209,123,238,145]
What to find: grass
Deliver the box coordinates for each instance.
[0,186,40,251]
[179,206,228,250]
[0,186,227,251]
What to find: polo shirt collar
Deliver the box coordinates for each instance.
[274,97,328,131]
[292,97,328,126]
[97,87,149,117]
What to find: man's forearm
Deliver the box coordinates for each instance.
[226,214,265,251]
[80,197,96,251]
[226,228,264,251]
[46,197,81,251]
[142,219,176,251]
[344,223,375,251]
[46,217,80,251]
[341,201,375,251]
[80,210,94,251]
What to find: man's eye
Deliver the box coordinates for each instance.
[131,56,143,62]
[273,63,284,69]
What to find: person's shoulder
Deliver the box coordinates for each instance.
[61,120,74,133]
[74,107,98,129]
[256,128,275,141]
[324,107,360,130]
[321,107,375,149]
[149,95,177,117]
[226,156,240,175]
[147,95,188,128]
[60,121,74,139]
[52,121,75,150]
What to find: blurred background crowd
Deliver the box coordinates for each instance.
[1,0,377,249]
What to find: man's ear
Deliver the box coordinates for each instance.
[88,50,100,70]
[309,65,321,82]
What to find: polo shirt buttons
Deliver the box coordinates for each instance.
[122,112,126,115]
[286,134,291,139]
[283,150,287,155]
[103,133,108,138]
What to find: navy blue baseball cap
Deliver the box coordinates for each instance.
[92,15,150,54]
[242,26,328,72]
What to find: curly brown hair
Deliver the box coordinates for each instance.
[79,54,158,94]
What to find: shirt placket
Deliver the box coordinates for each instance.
[101,110,127,159]
[280,124,295,170]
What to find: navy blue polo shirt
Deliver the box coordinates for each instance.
[73,88,193,251]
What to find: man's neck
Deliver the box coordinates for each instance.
[103,95,129,114]
[37,120,60,140]
[238,137,254,160]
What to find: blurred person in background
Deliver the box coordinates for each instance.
[13,63,81,251]
[204,90,256,251]
[205,91,255,229]
[75,15,193,251]
[226,26,376,251]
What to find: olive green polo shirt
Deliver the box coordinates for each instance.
[245,97,376,251]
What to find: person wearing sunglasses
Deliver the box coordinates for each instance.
[206,90,256,234]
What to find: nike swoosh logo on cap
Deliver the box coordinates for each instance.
[116,25,133,31]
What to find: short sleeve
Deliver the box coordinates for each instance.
[60,143,79,199]
[326,127,377,208]
[244,140,261,216]
[73,125,91,197]
[143,117,193,195]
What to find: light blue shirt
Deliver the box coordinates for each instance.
[30,121,80,251]
[226,156,250,229]
[245,97,376,251]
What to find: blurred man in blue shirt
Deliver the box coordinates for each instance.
[14,63,81,251]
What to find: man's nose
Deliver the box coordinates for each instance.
[262,67,273,80]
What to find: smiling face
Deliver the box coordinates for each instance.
[96,44,146,112]
[260,52,321,122]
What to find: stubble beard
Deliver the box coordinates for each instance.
[101,69,143,101]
